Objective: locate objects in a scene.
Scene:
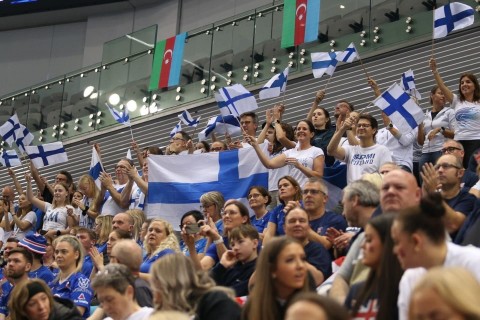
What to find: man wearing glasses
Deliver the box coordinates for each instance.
[327,114,392,184]
[168,131,192,155]
[422,154,476,236]
[440,139,478,188]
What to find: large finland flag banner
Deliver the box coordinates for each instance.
[147,147,268,229]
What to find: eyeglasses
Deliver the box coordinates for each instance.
[171,137,185,142]
[199,203,214,210]
[441,146,462,154]
[303,189,326,196]
[221,209,239,216]
[434,163,462,171]
[357,123,371,128]
[211,147,224,152]
[248,193,262,199]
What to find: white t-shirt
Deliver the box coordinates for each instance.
[260,143,290,192]
[101,183,129,216]
[42,203,68,231]
[343,144,392,183]
[13,211,37,240]
[421,107,456,153]
[376,127,417,170]
[283,145,324,187]
[104,307,153,320]
[452,94,480,140]
[398,242,480,320]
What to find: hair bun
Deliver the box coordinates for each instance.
[420,192,445,218]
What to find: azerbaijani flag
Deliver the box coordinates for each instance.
[281,0,320,48]
[149,32,187,90]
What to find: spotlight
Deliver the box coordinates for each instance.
[243,66,249,72]
[227,71,233,77]
[94,68,99,73]
[271,67,276,73]
[300,49,306,56]
[60,122,66,128]
[89,121,94,127]
[175,95,181,101]
[176,87,182,93]
[373,26,380,34]
[200,87,206,93]
[52,132,57,137]
[288,52,295,59]
[80,73,85,78]
[97,111,102,117]
[254,63,260,69]
[253,72,259,78]
[83,86,95,98]
[140,105,149,116]
[211,76,217,82]
[243,75,249,81]
[96,119,102,124]
[89,114,94,119]
[75,118,81,124]
[406,26,413,33]
[90,92,98,99]
[59,130,65,135]
[152,94,159,100]
[360,39,367,46]
[360,30,367,38]
[373,35,380,43]
[288,61,294,67]
[329,40,336,47]
[108,93,121,106]
[124,58,129,63]
[210,85,216,90]
[201,79,207,85]
[149,103,158,113]
[405,17,412,24]
[226,79,232,85]
[52,125,58,130]
[299,57,306,64]
[126,100,137,112]
[74,126,79,131]
[271,58,277,64]
[39,137,43,142]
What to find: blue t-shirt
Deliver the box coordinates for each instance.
[49,272,93,318]
[0,281,13,316]
[205,237,229,265]
[96,242,107,254]
[81,255,94,278]
[268,204,286,236]
[140,249,175,273]
[304,241,332,279]
[29,265,55,284]
[250,210,272,234]
[181,237,208,257]
[309,211,348,236]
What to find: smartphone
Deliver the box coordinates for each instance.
[185,224,201,234]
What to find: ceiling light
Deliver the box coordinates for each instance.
[108,93,121,106]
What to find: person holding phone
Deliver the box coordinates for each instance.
[25,173,75,238]
[179,210,207,258]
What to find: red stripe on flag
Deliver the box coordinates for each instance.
[159,36,176,88]
[294,0,308,46]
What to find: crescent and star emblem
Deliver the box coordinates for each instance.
[163,49,173,65]
[296,3,307,21]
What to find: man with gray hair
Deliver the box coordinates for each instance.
[110,239,153,307]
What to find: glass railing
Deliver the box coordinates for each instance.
[0,0,462,145]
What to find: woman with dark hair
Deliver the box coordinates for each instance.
[391,193,480,320]
[90,229,132,273]
[247,119,325,188]
[243,237,311,320]
[149,253,241,320]
[345,214,403,319]
[9,279,82,320]
[247,186,272,237]
[263,176,303,244]
[179,210,207,257]
[430,58,480,166]
[185,200,251,270]
[418,85,456,170]
[195,141,210,153]
[6,193,36,240]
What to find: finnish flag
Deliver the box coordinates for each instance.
[399,69,421,100]
[170,121,182,138]
[259,67,289,100]
[146,147,268,229]
[25,142,68,169]
[0,113,21,147]
[178,110,201,127]
[0,150,21,168]
[106,103,130,126]
[434,2,474,39]
[311,51,341,78]
[336,43,359,63]
[373,83,425,133]
[198,115,241,141]
[216,84,258,117]
[89,146,104,189]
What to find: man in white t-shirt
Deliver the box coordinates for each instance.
[98,158,134,216]
[327,113,392,183]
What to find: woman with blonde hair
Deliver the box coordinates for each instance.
[49,235,93,317]
[149,253,241,320]
[8,279,82,320]
[409,267,480,320]
[4,193,36,240]
[76,174,101,230]
[140,218,179,274]
[94,215,113,254]
[125,208,146,243]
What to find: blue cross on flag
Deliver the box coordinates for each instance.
[146,147,268,229]
[89,146,104,189]
[399,69,421,100]
[170,121,182,138]
[216,84,258,117]
[0,150,21,167]
[106,103,130,126]
[373,83,425,133]
[178,110,201,127]
[311,51,341,78]
[25,141,68,169]
[198,115,241,141]
[259,67,289,100]
[336,42,359,63]
[434,2,474,39]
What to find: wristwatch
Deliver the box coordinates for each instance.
[388,122,394,129]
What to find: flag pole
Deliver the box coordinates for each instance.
[323,74,334,92]
[431,5,436,58]
[128,125,135,142]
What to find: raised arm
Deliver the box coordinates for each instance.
[7,168,23,195]
[29,161,45,192]
[307,90,325,122]
[24,173,47,212]
[245,134,287,169]
[327,116,352,161]
[131,140,145,168]
[429,58,453,103]
[256,108,274,144]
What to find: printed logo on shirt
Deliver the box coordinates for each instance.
[351,153,376,165]
[77,293,85,300]
[77,278,90,289]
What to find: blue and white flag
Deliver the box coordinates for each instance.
[126,149,132,160]
[106,103,130,126]
[373,83,425,133]
[25,142,68,169]
[16,124,34,154]
[0,113,21,147]
[146,147,268,228]
[89,146,104,189]
[216,84,258,117]
[336,42,359,63]
[0,150,21,167]
[311,51,341,78]
[259,67,289,100]
[434,2,474,39]
[178,110,201,127]
[399,69,421,100]
[198,115,241,141]
[170,121,182,138]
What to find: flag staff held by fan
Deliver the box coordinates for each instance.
[105,103,135,142]
[431,2,475,57]
[0,113,35,170]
